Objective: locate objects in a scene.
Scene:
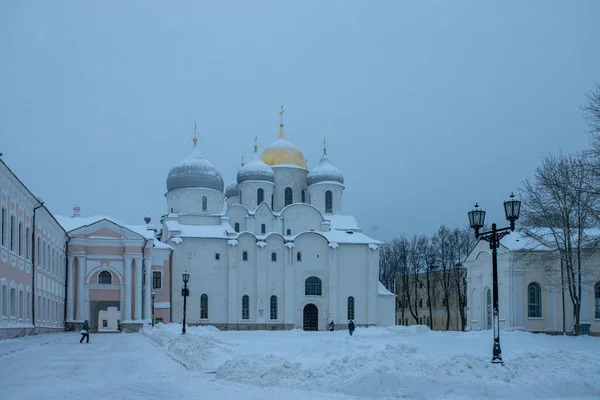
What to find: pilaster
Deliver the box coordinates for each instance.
[284,243,294,325]
[66,255,75,321]
[134,256,143,320]
[227,240,238,324]
[76,254,86,321]
[123,256,133,321]
[256,241,266,324]
[143,256,153,320]
[328,244,338,322]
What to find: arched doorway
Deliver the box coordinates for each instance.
[303,304,318,331]
[90,301,120,332]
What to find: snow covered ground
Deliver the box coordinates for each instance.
[0,326,599,400]
[143,324,600,399]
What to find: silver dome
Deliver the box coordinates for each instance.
[237,152,275,184]
[166,142,224,192]
[306,151,344,186]
[225,181,239,197]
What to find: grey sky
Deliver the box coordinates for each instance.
[1,1,599,242]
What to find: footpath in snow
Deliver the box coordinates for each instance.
[143,324,600,399]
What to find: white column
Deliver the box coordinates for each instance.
[143,256,153,321]
[123,257,132,321]
[66,255,75,321]
[134,257,143,320]
[284,244,295,326]
[367,246,378,326]
[227,241,238,325]
[328,245,338,323]
[76,255,86,321]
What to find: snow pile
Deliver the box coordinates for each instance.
[145,324,600,399]
[142,324,234,372]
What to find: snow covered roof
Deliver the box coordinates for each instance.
[324,215,360,231]
[55,215,172,250]
[165,220,236,239]
[378,282,395,296]
[306,150,344,186]
[319,230,381,245]
[237,150,275,184]
[500,230,553,251]
[166,141,224,192]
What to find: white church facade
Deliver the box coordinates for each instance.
[163,119,395,330]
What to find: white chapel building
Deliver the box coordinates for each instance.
[161,120,395,330]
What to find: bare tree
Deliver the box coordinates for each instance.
[433,226,454,330]
[449,227,477,331]
[422,237,437,330]
[521,152,599,335]
[582,83,600,137]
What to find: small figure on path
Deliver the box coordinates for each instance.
[348,319,355,336]
[79,320,90,343]
[329,320,335,331]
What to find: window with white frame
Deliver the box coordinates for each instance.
[528,282,542,318]
[26,292,31,321]
[25,227,30,260]
[10,287,16,318]
[1,284,7,318]
[297,252,302,262]
[18,221,23,256]
[18,290,23,320]
[235,223,240,233]
[242,295,249,320]
[257,188,264,206]
[0,207,6,247]
[98,271,112,284]
[46,244,50,271]
[36,237,40,267]
[325,190,333,214]
[10,215,15,252]
[261,224,266,234]
[285,187,293,207]
[271,252,277,262]
[305,276,322,296]
[37,295,41,321]
[270,295,277,320]
[242,251,248,261]
[595,282,600,319]
[202,196,208,211]
[153,271,162,289]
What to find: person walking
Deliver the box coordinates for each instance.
[329,320,335,331]
[348,319,355,336]
[79,320,90,343]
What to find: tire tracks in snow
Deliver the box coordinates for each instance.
[0,334,76,360]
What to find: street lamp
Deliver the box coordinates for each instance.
[182,271,190,334]
[467,192,521,365]
[151,291,156,327]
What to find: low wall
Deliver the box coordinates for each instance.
[0,326,64,340]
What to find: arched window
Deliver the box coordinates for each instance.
[301,190,306,203]
[271,252,277,262]
[257,188,264,206]
[528,282,542,318]
[325,190,333,214]
[242,295,249,320]
[200,294,208,319]
[242,251,248,261]
[348,296,355,320]
[286,229,291,236]
[202,196,208,211]
[235,223,240,233]
[305,276,322,296]
[270,295,278,320]
[98,271,112,284]
[297,252,302,262]
[595,282,600,319]
[285,187,293,207]
[261,224,266,234]
[485,288,492,329]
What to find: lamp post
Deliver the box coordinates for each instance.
[467,192,521,365]
[182,271,190,334]
[151,291,156,327]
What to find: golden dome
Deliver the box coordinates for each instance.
[261,123,307,169]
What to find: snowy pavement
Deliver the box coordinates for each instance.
[1,327,599,400]
[0,331,355,400]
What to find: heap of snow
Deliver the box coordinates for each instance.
[142,324,600,399]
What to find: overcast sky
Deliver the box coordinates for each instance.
[1,1,599,242]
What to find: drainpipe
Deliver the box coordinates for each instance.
[63,235,71,330]
[32,201,45,331]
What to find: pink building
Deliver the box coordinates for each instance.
[0,158,69,340]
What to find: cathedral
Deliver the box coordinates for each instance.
[162,113,395,330]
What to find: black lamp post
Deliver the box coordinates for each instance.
[182,271,190,334]
[151,291,156,327]
[467,193,521,365]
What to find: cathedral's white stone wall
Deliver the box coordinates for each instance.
[308,182,344,215]
[166,188,224,215]
[271,167,308,211]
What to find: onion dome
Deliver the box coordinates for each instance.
[261,107,307,169]
[166,125,224,192]
[225,180,239,198]
[306,139,344,186]
[237,137,275,184]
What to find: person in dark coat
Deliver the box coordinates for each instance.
[329,321,335,331]
[79,320,90,343]
[348,320,355,336]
